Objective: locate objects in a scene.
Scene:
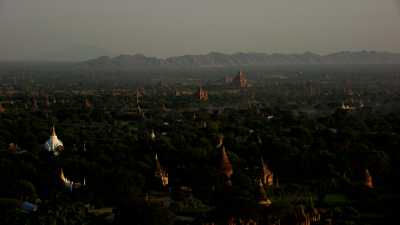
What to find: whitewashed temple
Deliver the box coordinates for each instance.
[44,126,64,156]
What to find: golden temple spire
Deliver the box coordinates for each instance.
[154,153,168,187]
[365,169,374,189]
[50,126,57,137]
[221,146,233,179]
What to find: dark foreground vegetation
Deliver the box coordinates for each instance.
[0,64,399,225]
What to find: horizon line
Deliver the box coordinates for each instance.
[1,49,400,63]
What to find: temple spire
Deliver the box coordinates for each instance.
[261,157,273,186]
[155,153,161,170]
[51,126,57,137]
[365,169,374,189]
[221,146,233,179]
[150,129,156,141]
[216,134,224,149]
[154,153,168,188]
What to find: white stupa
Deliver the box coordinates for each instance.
[44,126,64,156]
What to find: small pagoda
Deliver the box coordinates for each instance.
[256,179,272,207]
[260,158,274,187]
[194,87,209,101]
[365,169,374,189]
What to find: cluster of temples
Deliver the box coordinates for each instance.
[0,69,387,225]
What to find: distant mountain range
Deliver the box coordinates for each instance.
[83,51,400,67]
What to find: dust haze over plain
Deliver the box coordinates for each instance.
[0,0,399,61]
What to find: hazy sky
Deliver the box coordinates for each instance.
[0,0,400,61]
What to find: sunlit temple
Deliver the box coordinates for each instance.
[194,87,209,101]
[260,158,274,187]
[44,126,64,156]
[257,179,272,207]
[365,169,374,189]
[220,146,233,186]
[341,102,356,111]
[150,129,156,141]
[216,134,224,149]
[155,154,169,188]
[233,70,249,88]
[60,168,86,192]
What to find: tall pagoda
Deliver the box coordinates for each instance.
[232,70,249,88]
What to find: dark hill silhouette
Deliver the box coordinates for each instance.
[83,51,400,67]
